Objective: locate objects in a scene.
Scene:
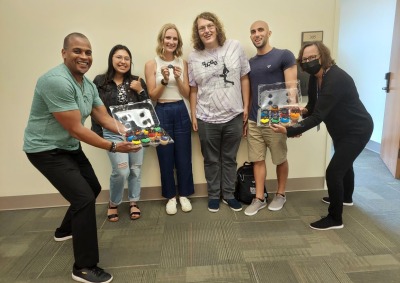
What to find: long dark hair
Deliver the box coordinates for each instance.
[100,44,133,87]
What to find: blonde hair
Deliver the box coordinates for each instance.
[156,23,183,59]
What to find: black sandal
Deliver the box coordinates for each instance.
[130,203,141,220]
[107,204,119,222]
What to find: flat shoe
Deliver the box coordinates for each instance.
[107,204,119,222]
[130,204,141,220]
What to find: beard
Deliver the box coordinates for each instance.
[253,38,267,50]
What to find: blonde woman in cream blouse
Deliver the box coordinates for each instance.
[145,23,194,215]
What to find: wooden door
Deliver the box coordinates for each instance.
[381,0,400,178]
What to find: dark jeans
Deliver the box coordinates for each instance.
[155,100,194,199]
[197,114,243,199]
[327,132,372,222]
[26,147,100,268]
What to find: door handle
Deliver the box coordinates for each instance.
[383,72,391,93]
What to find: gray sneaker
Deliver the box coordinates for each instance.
[268,194,286,211]
[244,198,267,216]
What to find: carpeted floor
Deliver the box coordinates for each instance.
[1,149,400,283]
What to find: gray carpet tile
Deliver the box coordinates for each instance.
[1,149,400,283]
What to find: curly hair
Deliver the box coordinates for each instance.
[297,41,335,71]
[156,23,183,59]
[191,12,226,51]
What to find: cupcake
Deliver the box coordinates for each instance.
[290,107,301,123]
[132,138,141,146]
[160,136,169,145]
[279,108,290,126]
[126,135,136,142]
[260,110,270,125]
[270,105,280,125]
[148,132,156,141]
[141,137,151,147]
[125,130,133,138]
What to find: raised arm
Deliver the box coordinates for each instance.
[144,59,165,101]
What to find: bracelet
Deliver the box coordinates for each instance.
[109,141,117,153]
[161,79,168,86]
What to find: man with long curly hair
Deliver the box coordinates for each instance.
[188,12,250,213]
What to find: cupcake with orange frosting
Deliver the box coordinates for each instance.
[290,107,301,123]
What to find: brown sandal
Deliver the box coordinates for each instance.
[130,203,141,220]
[107,204,119,222]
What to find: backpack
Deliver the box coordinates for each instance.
[235,162,268,204]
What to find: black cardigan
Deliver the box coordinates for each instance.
[287,65,373,140]
[91,74,149,137]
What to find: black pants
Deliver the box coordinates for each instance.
[27,147,101,267]
[327,132,372,222]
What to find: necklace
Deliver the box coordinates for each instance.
[117,83,128,103]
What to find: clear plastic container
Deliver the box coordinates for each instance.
[110,100,173,147]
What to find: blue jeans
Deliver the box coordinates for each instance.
[197,114,243,200]
[155,100,194,199]
[103,129,144,205]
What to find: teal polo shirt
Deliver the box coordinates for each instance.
[23,64,103,153]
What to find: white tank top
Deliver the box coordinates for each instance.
[155,56,184,101]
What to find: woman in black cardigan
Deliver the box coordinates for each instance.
[91,44,149,222]
[272,41,373,230]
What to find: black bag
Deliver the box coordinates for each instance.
[235,162,268,204]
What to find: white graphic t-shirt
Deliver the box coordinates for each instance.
[188,39,250,123]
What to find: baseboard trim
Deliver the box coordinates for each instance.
[0,177,324,211]
[365,140,380,154]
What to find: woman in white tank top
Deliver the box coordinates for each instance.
[144,23,195,215]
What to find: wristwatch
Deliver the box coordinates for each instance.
[161,79,168,86]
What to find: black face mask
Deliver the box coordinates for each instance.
[302,59,322,75]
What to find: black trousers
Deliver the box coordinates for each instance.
[27,146,101,267]
[327,132,372,222]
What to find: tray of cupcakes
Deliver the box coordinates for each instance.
[110,101,173,147]
[257,80,302,127]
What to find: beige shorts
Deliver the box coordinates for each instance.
[247,120,287,165]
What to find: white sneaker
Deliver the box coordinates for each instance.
[179,196,192,212]
[166,198,177,215]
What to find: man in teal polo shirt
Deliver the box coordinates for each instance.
[23,32,140,283]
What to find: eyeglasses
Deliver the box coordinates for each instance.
[198,23,215,33]
[301,55,320,63]
[113,55,131,62]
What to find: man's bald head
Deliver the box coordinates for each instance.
[63,32,89,49]
[250,20,269,32]
[250,20,272,52]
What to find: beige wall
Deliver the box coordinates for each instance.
[0,0,338,200]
